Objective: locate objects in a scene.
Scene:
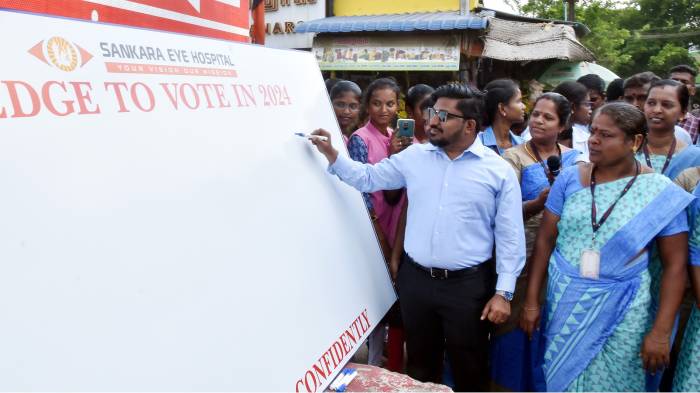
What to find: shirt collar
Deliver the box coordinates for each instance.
[467,135,487,158]
[481,126,498,146]
[365,120,379,134]
[572,123,590,140]
[573,123,589,132]
[482,126,522,146]
[424,135,486,159]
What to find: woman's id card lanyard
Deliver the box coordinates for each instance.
[584,161,640,279]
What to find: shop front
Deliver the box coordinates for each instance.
[295,11,488,89]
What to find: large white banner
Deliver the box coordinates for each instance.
[0,9,395,392]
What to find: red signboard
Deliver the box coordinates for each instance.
[0,0,249,42]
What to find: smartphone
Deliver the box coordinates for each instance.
[397,119,415,138]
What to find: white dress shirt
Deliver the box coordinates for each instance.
[328,137,526,293]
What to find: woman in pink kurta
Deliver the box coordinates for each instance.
[346,77,411,367]
[350,121,404,245]
[347,78,409,247]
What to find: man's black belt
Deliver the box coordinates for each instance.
[403,252,493,280]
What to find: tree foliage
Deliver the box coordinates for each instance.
[511,0,699,78]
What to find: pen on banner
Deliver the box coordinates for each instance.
[329,368,351,391]
[336,370,358,392]
[294,132,328,142]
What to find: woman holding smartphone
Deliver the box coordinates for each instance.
[347,77,408,367]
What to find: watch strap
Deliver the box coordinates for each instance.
[496,290,513,302]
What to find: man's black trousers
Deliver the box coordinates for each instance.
[396,254,496,392]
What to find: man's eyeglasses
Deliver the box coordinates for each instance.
[333,101,360,112]
[424,107,467,123]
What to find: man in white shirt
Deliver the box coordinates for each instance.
[310,84,525,391]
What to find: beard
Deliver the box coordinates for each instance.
[429,137,449,147]
[428,126,450,147]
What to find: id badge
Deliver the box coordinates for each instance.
[580,249,600,279]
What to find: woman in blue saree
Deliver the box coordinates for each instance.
[491,93,580,391]
[520,102,691,391]
[638,80,700,390]
[673,170,700,392]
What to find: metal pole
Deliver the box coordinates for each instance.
[567,0,576,21]
[460,0,469,16]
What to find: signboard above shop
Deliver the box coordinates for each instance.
[313,34,461,71]
[264,0,325,49]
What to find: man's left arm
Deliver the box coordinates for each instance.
[480,168,526,324]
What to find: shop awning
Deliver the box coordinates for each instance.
[295,11,488,34]
[481,18,595,62]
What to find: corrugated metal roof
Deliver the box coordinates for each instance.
[294,12,488,34]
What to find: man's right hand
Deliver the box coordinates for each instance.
[310,129,338,164]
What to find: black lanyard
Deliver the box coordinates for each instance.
[590,161,640,234]
[642,138,676,175]
[529,142,561,183]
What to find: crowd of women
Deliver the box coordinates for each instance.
[324,64,700,392]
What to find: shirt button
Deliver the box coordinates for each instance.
[444,183,449,187]
[439,206,443,210]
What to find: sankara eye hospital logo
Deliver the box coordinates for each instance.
[28,36,93,72]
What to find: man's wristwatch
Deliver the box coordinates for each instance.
[495,290,513,302]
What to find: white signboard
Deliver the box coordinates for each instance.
[313,35,461,71]
[264,0,324,49]
[0,9,395,392]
